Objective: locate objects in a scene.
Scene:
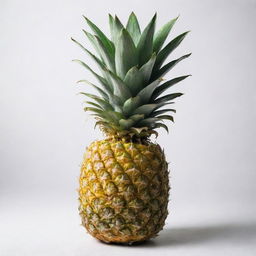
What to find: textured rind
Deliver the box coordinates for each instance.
[79,139,169,243]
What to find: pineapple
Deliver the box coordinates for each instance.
[72,12,190,244]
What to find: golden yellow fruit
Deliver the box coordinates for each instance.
[79,139,169,244]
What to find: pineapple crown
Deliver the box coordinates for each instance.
[72,12,191,139]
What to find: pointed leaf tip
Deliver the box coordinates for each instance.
[137,13,157,66]
[126,12,141,45]
[154,30,190,69]
[152,53,191,80]
[115,28,138,79]
[83,17,115,59]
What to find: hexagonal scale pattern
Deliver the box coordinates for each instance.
[79,139,169,243]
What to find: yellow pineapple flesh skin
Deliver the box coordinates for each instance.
[79,139,169,244]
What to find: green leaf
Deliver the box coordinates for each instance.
[84,106,104,115]
[85,101,103,109]
[72,59,112,93]
[115,28,138,79]
[153,16,178,53]
[85,108,123,125]
[139,53,156,84]
[152,75,190,99]
[71,37,114,87]
[133,102,171,116]
[154,123,169,132]
[77,80,109,100]
[137,13,157,66]
[133,104,158,115]
[137,79,161,104]
[130,114,144,122]
[155,93,183,104]
[83,16,115,57]
[104,68,132,102]
[137,118,159,127]
[119,114,145,129]
[71,37,105,67]
[82,32,116,87]
[105,111,124,124]
[150,108,176,117]
[124,66,144,95]
[119,119,135,129]
[155,102,171,110]
[119,114,144,129]
[83,30,103,61]
[157,115,174,122]
[122,96,142,116]
[154,31,190,70]
[110,15,124,45]
[95,120,115,130]
[126,12,141,45]
[109,14,115,40]
[80,92,114,110]
[152,53,191,80]
[94,35,115,72]
[90,113,106,120]
[109,94,123,111]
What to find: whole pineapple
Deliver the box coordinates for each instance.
[72,12,190,244]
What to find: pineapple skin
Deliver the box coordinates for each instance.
[79,139,169,243]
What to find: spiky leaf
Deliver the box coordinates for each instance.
[152,53,191,80]
[105,111,124,124]
[150,108,176,117]
[105,69,132,102]
[83,30,104,62]
[154,31,190,70]
[108,14,115,40]
[115,28,138,79]
[124,66,144,95]
[122,96,142,115]
[154,123,169,132]
[84,106,104,115]
[85,101,103,109]
[137,13,157,66]
[152,75,190,99]
[109,94,123,111]
[153,16,178,53]
[126,12,141,45]
[137,118,159,127]
[80,92,113,110]
[139,53,156,84]
[119,114,144,130]
[137,79,161,104]
[157,115,174,122]
[130,114,145,122]
[94,36,115,72]
[72,59,112,93]
[119,119,135,129]
[77,80,109,100]
[155,93,183,104]
[72,38,104,68]
[133,104,158,116]
[71,38,114,87]
[73,13,191,134]
[110,15,124,44]
[84,16,115,57]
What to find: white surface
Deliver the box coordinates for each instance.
[1,0,256,255]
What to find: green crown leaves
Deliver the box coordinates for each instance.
[72,12,191,135]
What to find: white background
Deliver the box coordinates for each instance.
[1,0,256,255]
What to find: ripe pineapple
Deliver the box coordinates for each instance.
[72,12,190,244]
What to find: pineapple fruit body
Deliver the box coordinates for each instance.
[79,139,169,243]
